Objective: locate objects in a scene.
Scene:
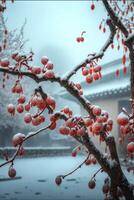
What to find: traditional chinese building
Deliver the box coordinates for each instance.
[58,57,131,154]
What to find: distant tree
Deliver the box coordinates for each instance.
[0,12,28,145]
[0,1,134,199]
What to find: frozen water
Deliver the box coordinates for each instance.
[0,156,133,200]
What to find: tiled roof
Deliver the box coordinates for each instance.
[58,57,131,101]
[87,85,130,100]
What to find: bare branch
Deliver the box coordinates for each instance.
[91,167,103,180]
[61,153,90,179]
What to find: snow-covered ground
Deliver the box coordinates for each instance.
[0,156,133,200]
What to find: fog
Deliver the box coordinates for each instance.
[0,1,125,147]
[5,1,122,79]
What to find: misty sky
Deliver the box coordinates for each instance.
[4,0,122,79]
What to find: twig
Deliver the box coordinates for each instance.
[35,86,53,114]
[102,0,128,37]
[61,153,90,179]
[91,167,103,180]
[0,145,21,168]
[63,18,116,81]
[0,67,112,174]
[0,123,52,168]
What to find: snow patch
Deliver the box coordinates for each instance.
[109,159,118,168]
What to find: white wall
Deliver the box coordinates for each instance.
[80,96,129,153]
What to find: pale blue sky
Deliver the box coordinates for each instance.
[4,0,122,79]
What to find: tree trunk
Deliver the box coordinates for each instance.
[84,136,134,199]
[109,165,133,200]
[128,44,134,99]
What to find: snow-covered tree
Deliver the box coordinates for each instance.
[0,12,28,146]
[0,0,134,199]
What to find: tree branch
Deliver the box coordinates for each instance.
[126,43,134,99]
[102,0,128,38]
[0,16,122,179]
[63,18,116,81]
[0,145,21,168]
[61,153,90,179]
[106,136,120,164]
[0,68,40,82]
[0,123,52,168]
[90,167,103,180]
[0,67,116,174]
[50,111,111,175]
[81,134,111,175]
[124,33,134,45]
[0,67,61,84]
[0,67,94,117]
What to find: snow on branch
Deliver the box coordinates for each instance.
[0,123,52,168]
[0,13,27,59]
[0,63,117,171]
[102,0,128,37]
[63,18,116,81]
